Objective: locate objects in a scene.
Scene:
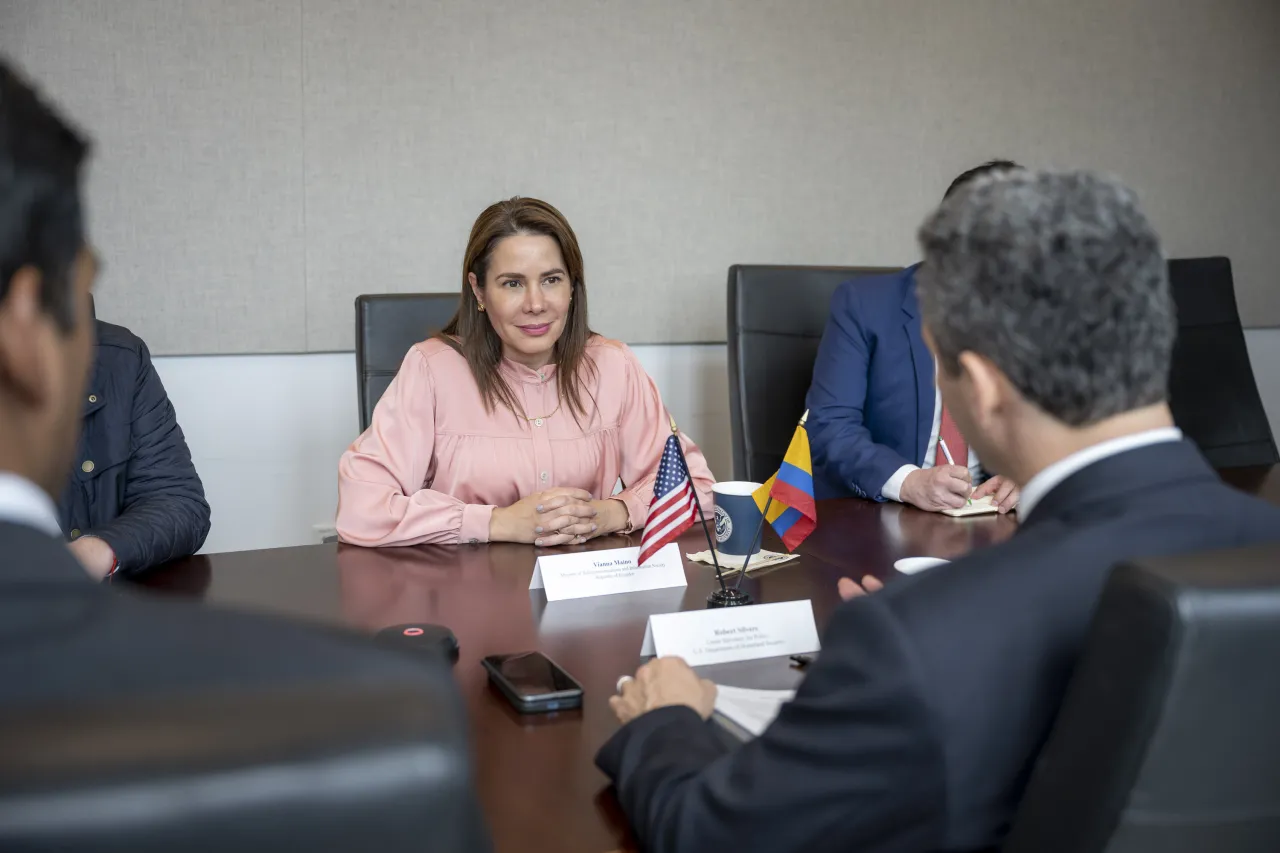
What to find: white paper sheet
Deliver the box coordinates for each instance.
[712,684,796,738]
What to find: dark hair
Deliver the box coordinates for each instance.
[917,170,1175,427]
[943,159,1020,200]
[438,197,598,422]
[0,59,91,330]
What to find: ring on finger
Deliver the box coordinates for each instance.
[616,675,634,693]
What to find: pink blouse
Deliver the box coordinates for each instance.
[336,336,717,546]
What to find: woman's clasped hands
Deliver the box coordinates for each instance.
[488,488,629,547]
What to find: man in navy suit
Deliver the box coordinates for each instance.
[596,170,1280,853]
[806,160,1023,511]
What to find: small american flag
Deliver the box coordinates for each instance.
[638,434,698,566]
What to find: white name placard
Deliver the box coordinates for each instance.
[529,544,687,602]
[640,599,820,666]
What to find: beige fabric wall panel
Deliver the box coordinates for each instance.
[2,1,307,354]
[299,0,928,350]
[910,0,1280,329]
[4,1,1278,354]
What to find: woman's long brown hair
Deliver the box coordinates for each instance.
[437,197,598,423]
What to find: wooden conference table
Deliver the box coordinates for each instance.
[137,465,1280,853]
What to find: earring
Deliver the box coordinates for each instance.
[477,302,485,312]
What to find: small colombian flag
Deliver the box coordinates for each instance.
[752,412,818,551]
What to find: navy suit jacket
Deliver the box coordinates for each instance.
[805,265,938,500]
[596,441,1280,853]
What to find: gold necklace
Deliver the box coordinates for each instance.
[524,399,561,427]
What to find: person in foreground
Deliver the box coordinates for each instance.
[805,160,1022,512]
[0,60,489,850]
[336,197,715,548]
[597,170,1280,853]
[58,316,210,578]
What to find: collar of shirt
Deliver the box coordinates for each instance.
[0,471,63,538]
[1018,427,1185,522]
[499,358,557,385]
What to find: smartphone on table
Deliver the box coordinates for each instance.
[482,651,583,714]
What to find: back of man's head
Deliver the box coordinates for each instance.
[0,58,95,494]
[943,159,1021,200]
[916,170,1175,470]
[1,61,89,326]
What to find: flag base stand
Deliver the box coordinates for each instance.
[707,587,753,608]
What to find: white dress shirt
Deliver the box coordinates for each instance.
[882,385,983,502]
[1017,427,1184,521]
[0,472,62,537]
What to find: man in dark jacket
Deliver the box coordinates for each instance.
[597,171,1280,853]
[0,64,491,852]
[58,318,210,578]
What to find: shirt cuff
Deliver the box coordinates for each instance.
[881,464,919,503]
[80,534,120,580]
[459,504,495,545]
[615,490,646,534]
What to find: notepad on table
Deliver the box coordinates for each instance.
[942,495,999,517]
[712,684,796,740]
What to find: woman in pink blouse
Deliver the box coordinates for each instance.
[336,197,716,548]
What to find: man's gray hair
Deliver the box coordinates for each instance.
[916,170,1175,427]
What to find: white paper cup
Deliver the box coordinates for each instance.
[894,557,950,575]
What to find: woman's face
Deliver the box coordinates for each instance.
[469,234,572,370]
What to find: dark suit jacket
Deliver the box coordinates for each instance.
[0,521,450,703]
[805,265,947,500]
[597,440,1280,853]
[58,320,210,575]
[0,518,491,850]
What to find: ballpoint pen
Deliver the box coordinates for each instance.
[938,439,972,505]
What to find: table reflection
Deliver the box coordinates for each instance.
[126,554,212,598]
[878,503,1018,564]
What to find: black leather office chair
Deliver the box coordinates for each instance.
[355,294,459,431]
[0,679,490,852]
[1166,257,1277,467]
[726,265,898,481]
[1003,543,1280,853]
